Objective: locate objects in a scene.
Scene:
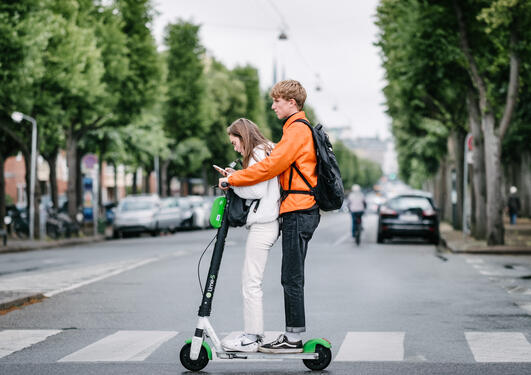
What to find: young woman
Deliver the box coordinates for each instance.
[219,118,280,353]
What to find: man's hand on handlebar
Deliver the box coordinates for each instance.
[218,177,229,190]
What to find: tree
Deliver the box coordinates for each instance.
[0,0,59,236]
[452,0,530,245]
[233,65,269,137]
[202,59,247,184]
[163,20,207,194]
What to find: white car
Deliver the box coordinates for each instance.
[113,195,160,238]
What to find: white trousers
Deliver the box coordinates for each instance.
[242,220,279,335]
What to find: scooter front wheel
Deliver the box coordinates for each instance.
[303,344,332,371]
[180,342,209,371]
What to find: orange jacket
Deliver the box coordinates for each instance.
[228,111,317,214]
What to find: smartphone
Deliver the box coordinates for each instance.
[212,164,226,175]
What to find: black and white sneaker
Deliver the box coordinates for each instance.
[258,334,303,353]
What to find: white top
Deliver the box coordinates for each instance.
[232,144,280,227]
[347,191,365,212]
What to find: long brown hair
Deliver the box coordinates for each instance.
[227,118,273,168]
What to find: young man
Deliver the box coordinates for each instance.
[219,79,320,353]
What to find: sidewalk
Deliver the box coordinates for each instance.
[440,217,531,255]
[0,235,106,254]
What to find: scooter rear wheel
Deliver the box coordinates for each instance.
[180,343,209,371]
[303,344,332,371]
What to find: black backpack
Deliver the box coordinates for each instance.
[226,190,260,227]
[281,119,344,211]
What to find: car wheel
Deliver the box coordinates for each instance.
[377,224,384,244]
[430,233,440,245]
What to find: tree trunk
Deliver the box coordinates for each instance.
[0,154,5,230]
[180,177,189,197]
[132,168,138,194]
[451,130,465,230]
[76,149,82,211]
[113,163,118,202]
[144,171,150,194]
[98,156,103,211]
[482,113,504,245]
[160,160,170,197]
[521,152,531,217]
[467,94,487,239]
[44,153,59,210]
[66,128,78,220]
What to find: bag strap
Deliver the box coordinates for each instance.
[279,118,316,202]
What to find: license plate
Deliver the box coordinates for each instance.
[399,214,419,222]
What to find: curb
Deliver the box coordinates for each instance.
[440,234,531,255]
[0,293,46,313]
[0,236,106,254]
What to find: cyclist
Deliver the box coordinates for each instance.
[347,184,366,239]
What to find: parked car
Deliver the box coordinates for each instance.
[377,194,439,244]
[186,195,213,229]
[112,195,160,238]
[155,197,193,233]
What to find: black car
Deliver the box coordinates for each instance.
[377,194,439,244]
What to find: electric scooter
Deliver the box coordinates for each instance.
[179,184,332,371]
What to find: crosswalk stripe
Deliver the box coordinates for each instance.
[335,332,405,361]
[58,330,178,362]
[465,332,531,362]
[0,329,61,358]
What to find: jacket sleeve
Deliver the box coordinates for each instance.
[232,149,269,199]
[228,124,306,187]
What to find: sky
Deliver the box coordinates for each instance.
[151,0,390,139]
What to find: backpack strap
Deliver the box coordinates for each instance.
[280,118,316,202]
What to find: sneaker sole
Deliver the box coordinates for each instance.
[222,345,258,353]
[258,347,303,354]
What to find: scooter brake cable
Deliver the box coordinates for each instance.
[197,233,218,294]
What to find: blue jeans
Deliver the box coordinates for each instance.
[351,211,363,237]
[510,213,517,225]
[280,208,320,333]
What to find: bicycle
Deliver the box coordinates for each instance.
[354,214,363,245]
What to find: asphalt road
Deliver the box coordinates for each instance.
[0,211,530,374]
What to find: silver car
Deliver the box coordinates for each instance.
[155,197,193,233]
[113,195,160,238]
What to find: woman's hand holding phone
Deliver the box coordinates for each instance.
[213,164,227,176]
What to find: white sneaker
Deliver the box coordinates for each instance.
[221,333,262,352]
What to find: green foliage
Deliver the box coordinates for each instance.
[334,141,382,189]
[164,20,206,142]
[263,90,283,143]
[202,59,247,172]
[376,0,467,186]
[173,138,211,175]
[233,65,269,137]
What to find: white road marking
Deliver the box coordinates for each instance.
[335,332,405,361]
[0,250,190,298]
[516,302,531,314]
[0,330,61,358]
[465,258,484,264]
[465,332,531,362]
[58,330,178,362]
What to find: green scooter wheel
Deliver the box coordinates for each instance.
[303,344,332,371]
[180,343,209,371]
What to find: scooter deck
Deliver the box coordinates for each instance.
[216,351,319,360]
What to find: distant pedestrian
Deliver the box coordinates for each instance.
[507,186,521,225]
[347,184,366,237]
